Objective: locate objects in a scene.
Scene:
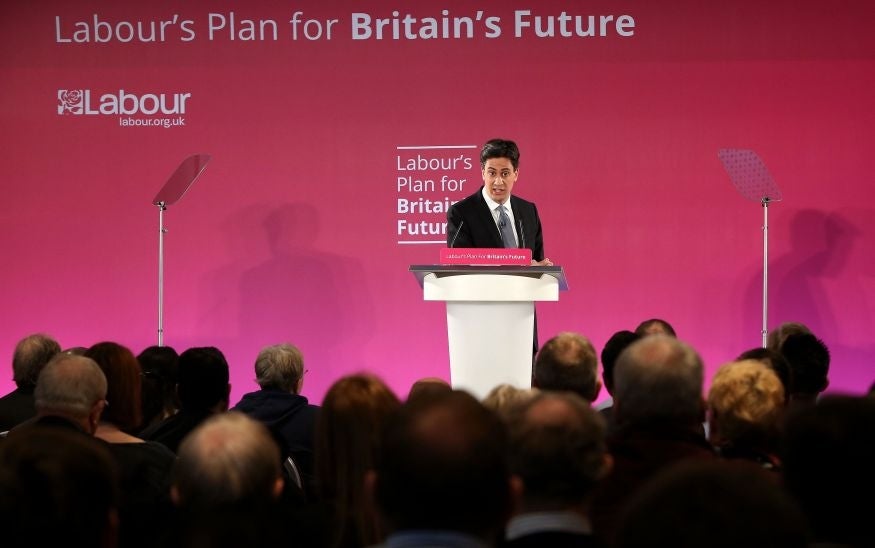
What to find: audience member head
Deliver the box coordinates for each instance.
[84,342,142,433]
[614,461,808,548]
[253,343,305,393]
[34,353,107,434]
[315,374,401,547]
[736,346,793,403]
[482,383,539,422]
[781,395,875,547]
[534,332,601,402]
[11,333,61,389]
[508,392,610,512]
[480,138,520,170]
[176,347,230,413]
[780,333,830,403]
[172,411,283,511]
[613,335,704,430]
[62,346,88,356]
[137,345,179,427]
[708,360,784,454]
[634,318,677,338]
[374,390,512,541]
[0,426,120,548]
[407,377,452,402]
[600,330,642,395]
[766,321,812,352]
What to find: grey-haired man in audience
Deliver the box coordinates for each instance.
[0,334,61,432]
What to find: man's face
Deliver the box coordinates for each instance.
[482,157,518,204]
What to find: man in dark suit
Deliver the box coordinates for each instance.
[447,138,552,266]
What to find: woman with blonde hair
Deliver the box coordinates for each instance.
[708,359,785,471]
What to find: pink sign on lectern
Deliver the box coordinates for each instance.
[439,248,532,266]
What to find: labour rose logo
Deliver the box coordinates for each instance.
[58,90,83,114]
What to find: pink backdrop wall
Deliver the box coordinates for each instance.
[2,0,873,405]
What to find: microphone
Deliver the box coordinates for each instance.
[449,219,464,248]
[517,219,526,249]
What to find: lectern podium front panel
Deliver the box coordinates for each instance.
[410,266,568,400]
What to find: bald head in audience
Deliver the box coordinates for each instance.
[534,332,601,402]
[634,318,676,338]
[172,412,283,510]
[613,335,704,430]
[34,353,107,434]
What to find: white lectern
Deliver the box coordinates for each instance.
[410,265,568,399]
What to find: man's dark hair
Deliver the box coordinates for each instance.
[737,346,793,401]
[634,318,677,337]
[780,333,830,397]
[480,139,520,170]
[138,345,180,427]
[601,330,642,395]
[138,345,179,384]
[534,332,600,401]
[12,334,61,389]
[177,347,230,411]
[508,392,608,509]
[375,390,511,539]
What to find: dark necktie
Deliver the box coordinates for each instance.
[498,205,516,248]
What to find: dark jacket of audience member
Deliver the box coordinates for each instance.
[781,396,875,548]
[232,344,320,496]
[614,461,808,548]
